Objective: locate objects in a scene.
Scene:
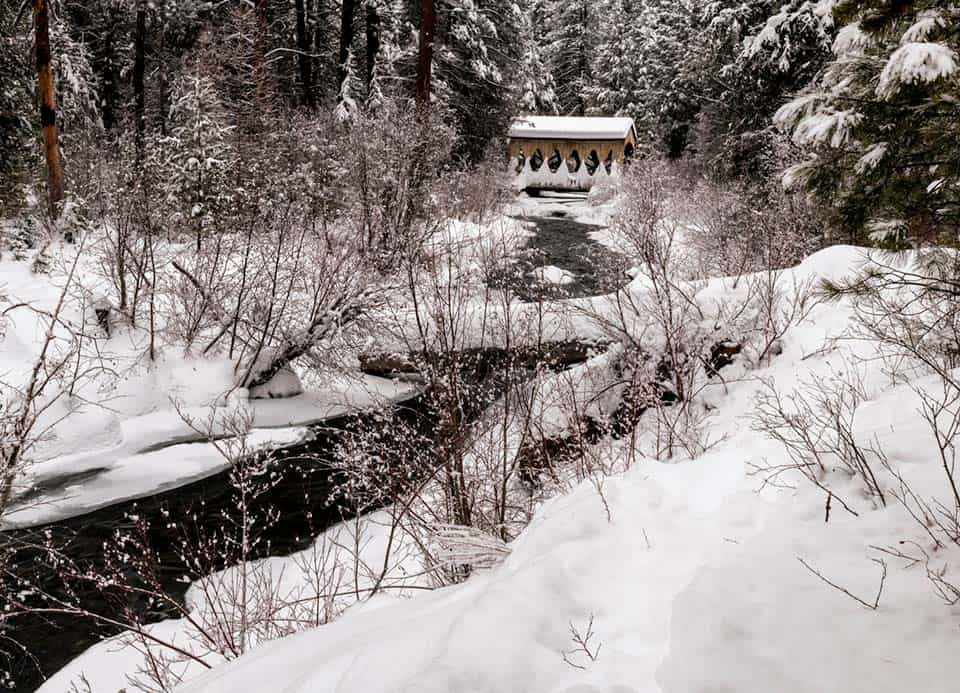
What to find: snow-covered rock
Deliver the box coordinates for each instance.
[532,264,575,286]
[248,365,305,399]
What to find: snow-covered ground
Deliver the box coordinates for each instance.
[3,375,416,528]
[36,509,429,692]
[35,242,960,693]
[0,216,538,528]
[0,238,421,527]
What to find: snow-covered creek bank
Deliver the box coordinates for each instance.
[2,397,430,692]
[509,193,619,300]
[6,201,618,692]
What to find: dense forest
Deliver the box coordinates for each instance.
[3,2,960,692]
[2,0,955,244]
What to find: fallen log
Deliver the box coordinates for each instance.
[359,338,614,378]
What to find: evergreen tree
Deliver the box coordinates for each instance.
[434,0,522,161]
[0,5,34,214]
[541,0,593,115]
[160,64,236,250]
[516,3,559,115]
[633,0,699,156]
[692,0,835,178]
[585,0,641,119]
[776,1,960,244]
[51,16,103,156]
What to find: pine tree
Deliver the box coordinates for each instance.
[51,16,103,156]
[585,0,641,119]
[160,64,236,250]
[516,3,559,115]
[776,1,960,244]
[0,4,34,214]
[434,0,522,161]
[541,0,593,116]
[692,0,835,178]
[633,0,699,156]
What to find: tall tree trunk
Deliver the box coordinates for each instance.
[337,0,358,100]
[295,0,314,107]
[133,0,147,163]
[364,1,380,92]
[254,0,271,118]
[98,11,120,130]
[415,0,435,114]
[312,0,326,100]
[157,3,168,136]
[33,0,63,216]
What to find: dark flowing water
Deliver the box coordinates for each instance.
[2,400,429,692]
[510,202,619,300]
[3,203,616,692]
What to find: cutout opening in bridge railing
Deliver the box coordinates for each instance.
[515,152,526,174]
[530,148,544,171]
[585,150,601,176]
[547,149,562,173]
[603,151,614,175]
[566,150,581,174]
[624,142,635,162]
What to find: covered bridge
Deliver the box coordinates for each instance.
[508,116,637,192]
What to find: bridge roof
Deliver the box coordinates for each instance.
[508,116,636,141]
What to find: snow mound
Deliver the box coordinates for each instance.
[532,265,576,285]
[248,365,305,399]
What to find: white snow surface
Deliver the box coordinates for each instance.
[0,240,419,528]
[508,116,636,141]
[533,265,575,285]
[3,375,414,528]
[38,510,429,693]
[42,243,960,693]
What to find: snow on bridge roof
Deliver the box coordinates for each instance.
[508,116,636,141]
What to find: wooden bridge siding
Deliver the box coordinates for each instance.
[510,137,632,165]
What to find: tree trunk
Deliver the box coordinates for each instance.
[157,2,168,135]
[294,0,314,107]
[33,0,63,216]
[364,1,380,92]
[312,0,327,101]
[133,0,147,162]
[415,0,435,114]
[337,0,358,100]
[254,0,271,117]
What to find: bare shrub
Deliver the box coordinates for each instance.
[680,176,822,281]
[580,162,755,461]
[2,405,402,693]
[760,248,960,609]
[749,368,887,515]
[561,613,602,671]
[0,246,86,517]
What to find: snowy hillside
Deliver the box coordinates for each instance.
[35,242,960,693]
[5,1,960,689]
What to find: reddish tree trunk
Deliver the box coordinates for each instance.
[33,0,63,215]
[415,0,435,114]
